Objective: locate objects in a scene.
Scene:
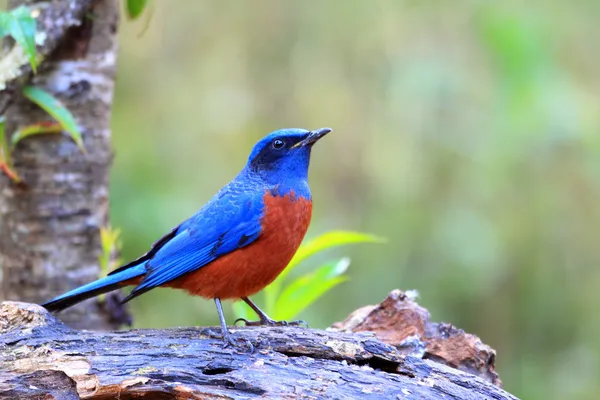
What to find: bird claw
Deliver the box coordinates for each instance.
[234,317,309,328]
[203,327,254,352]
[287,319,309,328]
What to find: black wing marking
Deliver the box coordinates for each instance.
[107,225,181,276]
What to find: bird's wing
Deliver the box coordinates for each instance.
[108,225,181,276]
[121,187,265,302]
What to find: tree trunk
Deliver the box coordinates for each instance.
[0,0,127,330]
[0,300,519,400]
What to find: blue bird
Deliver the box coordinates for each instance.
[43,127,332,347]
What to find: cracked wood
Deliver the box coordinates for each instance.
[0,301,519,400]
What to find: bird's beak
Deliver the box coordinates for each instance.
[292,127,333,148]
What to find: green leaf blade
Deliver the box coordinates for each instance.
[280,231,385,282]
[22,86,86,152]
[0,13,9,38]
[11,122,62,148]
[0,116,22,183]
[126,0,149,20]
[264,230,385,315]
[274,258,351,320]
[0,6,37,72]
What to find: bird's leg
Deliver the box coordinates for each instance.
[214,298,253,352]
[234,297,308,327]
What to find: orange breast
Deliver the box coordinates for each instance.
[166,191,312,299]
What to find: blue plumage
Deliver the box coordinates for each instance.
[124,184,265,299]
[42,263,146,310]
[42,128,331,318]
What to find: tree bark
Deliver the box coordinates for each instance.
[0,0,127,330]
[330,290,502,387]
[0,300,519,400]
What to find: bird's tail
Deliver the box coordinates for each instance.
[42,264,146,312]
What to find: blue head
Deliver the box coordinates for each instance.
[244,128,331,188]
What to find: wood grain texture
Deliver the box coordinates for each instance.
[331,290,502,386]
[0,301,519,400]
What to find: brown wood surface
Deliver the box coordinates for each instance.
[0,300,518,399]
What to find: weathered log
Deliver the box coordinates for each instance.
[330,290,501,386]
[0,299,518,399]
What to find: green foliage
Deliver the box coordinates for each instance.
[125,0,150,20]
[0,117,21,183]
[99,226,123,276]
[0,88,85,183]
[0,8,90,183]
[0,5,37,72]
[232,231,384,321]
[1,121,62,182]
[11,121,62,148]
[98,226,122,301]
[22,86,86,152]
[275,257,350,321]
[0,0,148,182]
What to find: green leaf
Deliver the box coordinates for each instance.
[0,117,22,183]
[285,231,386,277]
[0,6,37,72]
[0,162,21,183]
[263,231,385,313]
[274,258,351,320]
[0,17,6,38]
[22,86,86,152]
[126,0,149,20]
[98,226,122,301]
[11,121,63,148]
[0,117,6,157]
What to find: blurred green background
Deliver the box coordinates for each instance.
[111,1,600,399]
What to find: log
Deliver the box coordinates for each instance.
[0,293,519,399]
[330,290,502,386]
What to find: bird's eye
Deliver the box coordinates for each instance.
[272,139,285,150]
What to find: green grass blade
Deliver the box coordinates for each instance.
[274,258,351,320]
[22,86,86,152]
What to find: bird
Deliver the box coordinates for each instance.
[42,127,332,348]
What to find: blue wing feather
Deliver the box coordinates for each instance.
[123,180,266,301]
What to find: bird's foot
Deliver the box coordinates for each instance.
[203,327,254,352]
[234,317,309,328]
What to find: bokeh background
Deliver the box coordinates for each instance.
[107,1,599,399]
